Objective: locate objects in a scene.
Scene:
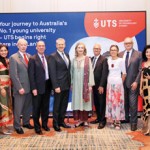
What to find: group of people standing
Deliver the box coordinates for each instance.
[90,37,141,131]
[0,37,150,136]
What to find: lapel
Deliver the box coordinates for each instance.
[56,51,64,62]
[120,49,135,69]
[17,52,28,67]
[36,54,45,70]
[56,51,69,69]
[128,49,135,67]
[93,55,101,70]
[64,52,71,69]
[119,50,125,58]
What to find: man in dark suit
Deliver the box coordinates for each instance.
[48,38,71,132]
[28,41,51,135]
[119,37,142,131]
[9,38,33,134]
[90,44,108,129]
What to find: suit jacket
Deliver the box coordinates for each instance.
[28,54,51,94]
[119,49,142,88]
[48,51,71,91]
[92,55,108,88]
[9,51,31,94]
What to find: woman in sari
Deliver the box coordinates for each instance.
[0,44,13,134]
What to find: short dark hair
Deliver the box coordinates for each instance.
[142,45,150,61]
[109,45,119,51]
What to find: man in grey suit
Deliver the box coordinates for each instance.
[9,38,33,134]
[119,37,142,131]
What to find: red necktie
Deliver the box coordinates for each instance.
[23,53,28,65]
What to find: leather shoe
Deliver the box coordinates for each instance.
[53,125,61,132]
[121,120,130,124]
[59,123,71,128]
[90,119,99,124]
[131,124,137,131]
[75,122,84,128]
[15,128,24,134]
[35,129,43,135]
[42,126,50,131]
[98,123,105,129]
[23,124,34,129]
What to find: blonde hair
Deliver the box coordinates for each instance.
[75,42,87,57]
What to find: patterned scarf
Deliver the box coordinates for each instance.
[83,56,89,102]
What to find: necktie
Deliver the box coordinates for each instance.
[62,52,68,68]
[23,53,28,65]
[41,55,45,69]
[125,52,129,71]
[92,57,96,68]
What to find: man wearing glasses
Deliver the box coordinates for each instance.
[90,44,108,129]
[119,37,142,131]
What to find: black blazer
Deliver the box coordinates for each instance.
[48,51,71,91]
[92,55,108,88]
[28,54,51,94]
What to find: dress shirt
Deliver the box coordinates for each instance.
[38,53,49,80]
[123,49,133,62]
[93,54,100,69]
[57,50,69,66]
[19,51,29,61]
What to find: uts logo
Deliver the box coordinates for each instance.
[85,12,145,42]
[94,19,117,28]
[93,18,99,28]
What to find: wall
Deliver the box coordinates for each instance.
[0,0,149,44]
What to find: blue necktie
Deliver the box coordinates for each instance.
[125,52,129,71]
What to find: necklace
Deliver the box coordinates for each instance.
[76,56,85,69]
[111,57,118,68]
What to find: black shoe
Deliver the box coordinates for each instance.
[42,126,50,131]
[84,122,89,127]
[98,123,105,129]
[131,124,137,131]
[53,125,61,132]
[90,119,99,124]
[15,128,24,134]
[121,120,130,124]
[23,124,34,129]
[35,129,43,135]
[59,123,71,128]
[75,122,84,128]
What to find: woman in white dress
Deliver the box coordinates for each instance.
[105,45,126,129]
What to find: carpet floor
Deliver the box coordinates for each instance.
[0,117,149,150]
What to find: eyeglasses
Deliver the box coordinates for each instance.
[124,42,132,45]
[110,49,118,51]
[93,48,101,50]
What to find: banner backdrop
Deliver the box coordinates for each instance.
[0,11,146,111]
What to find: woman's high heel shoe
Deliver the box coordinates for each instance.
[144,129,150,136]
[75,121,84,128]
